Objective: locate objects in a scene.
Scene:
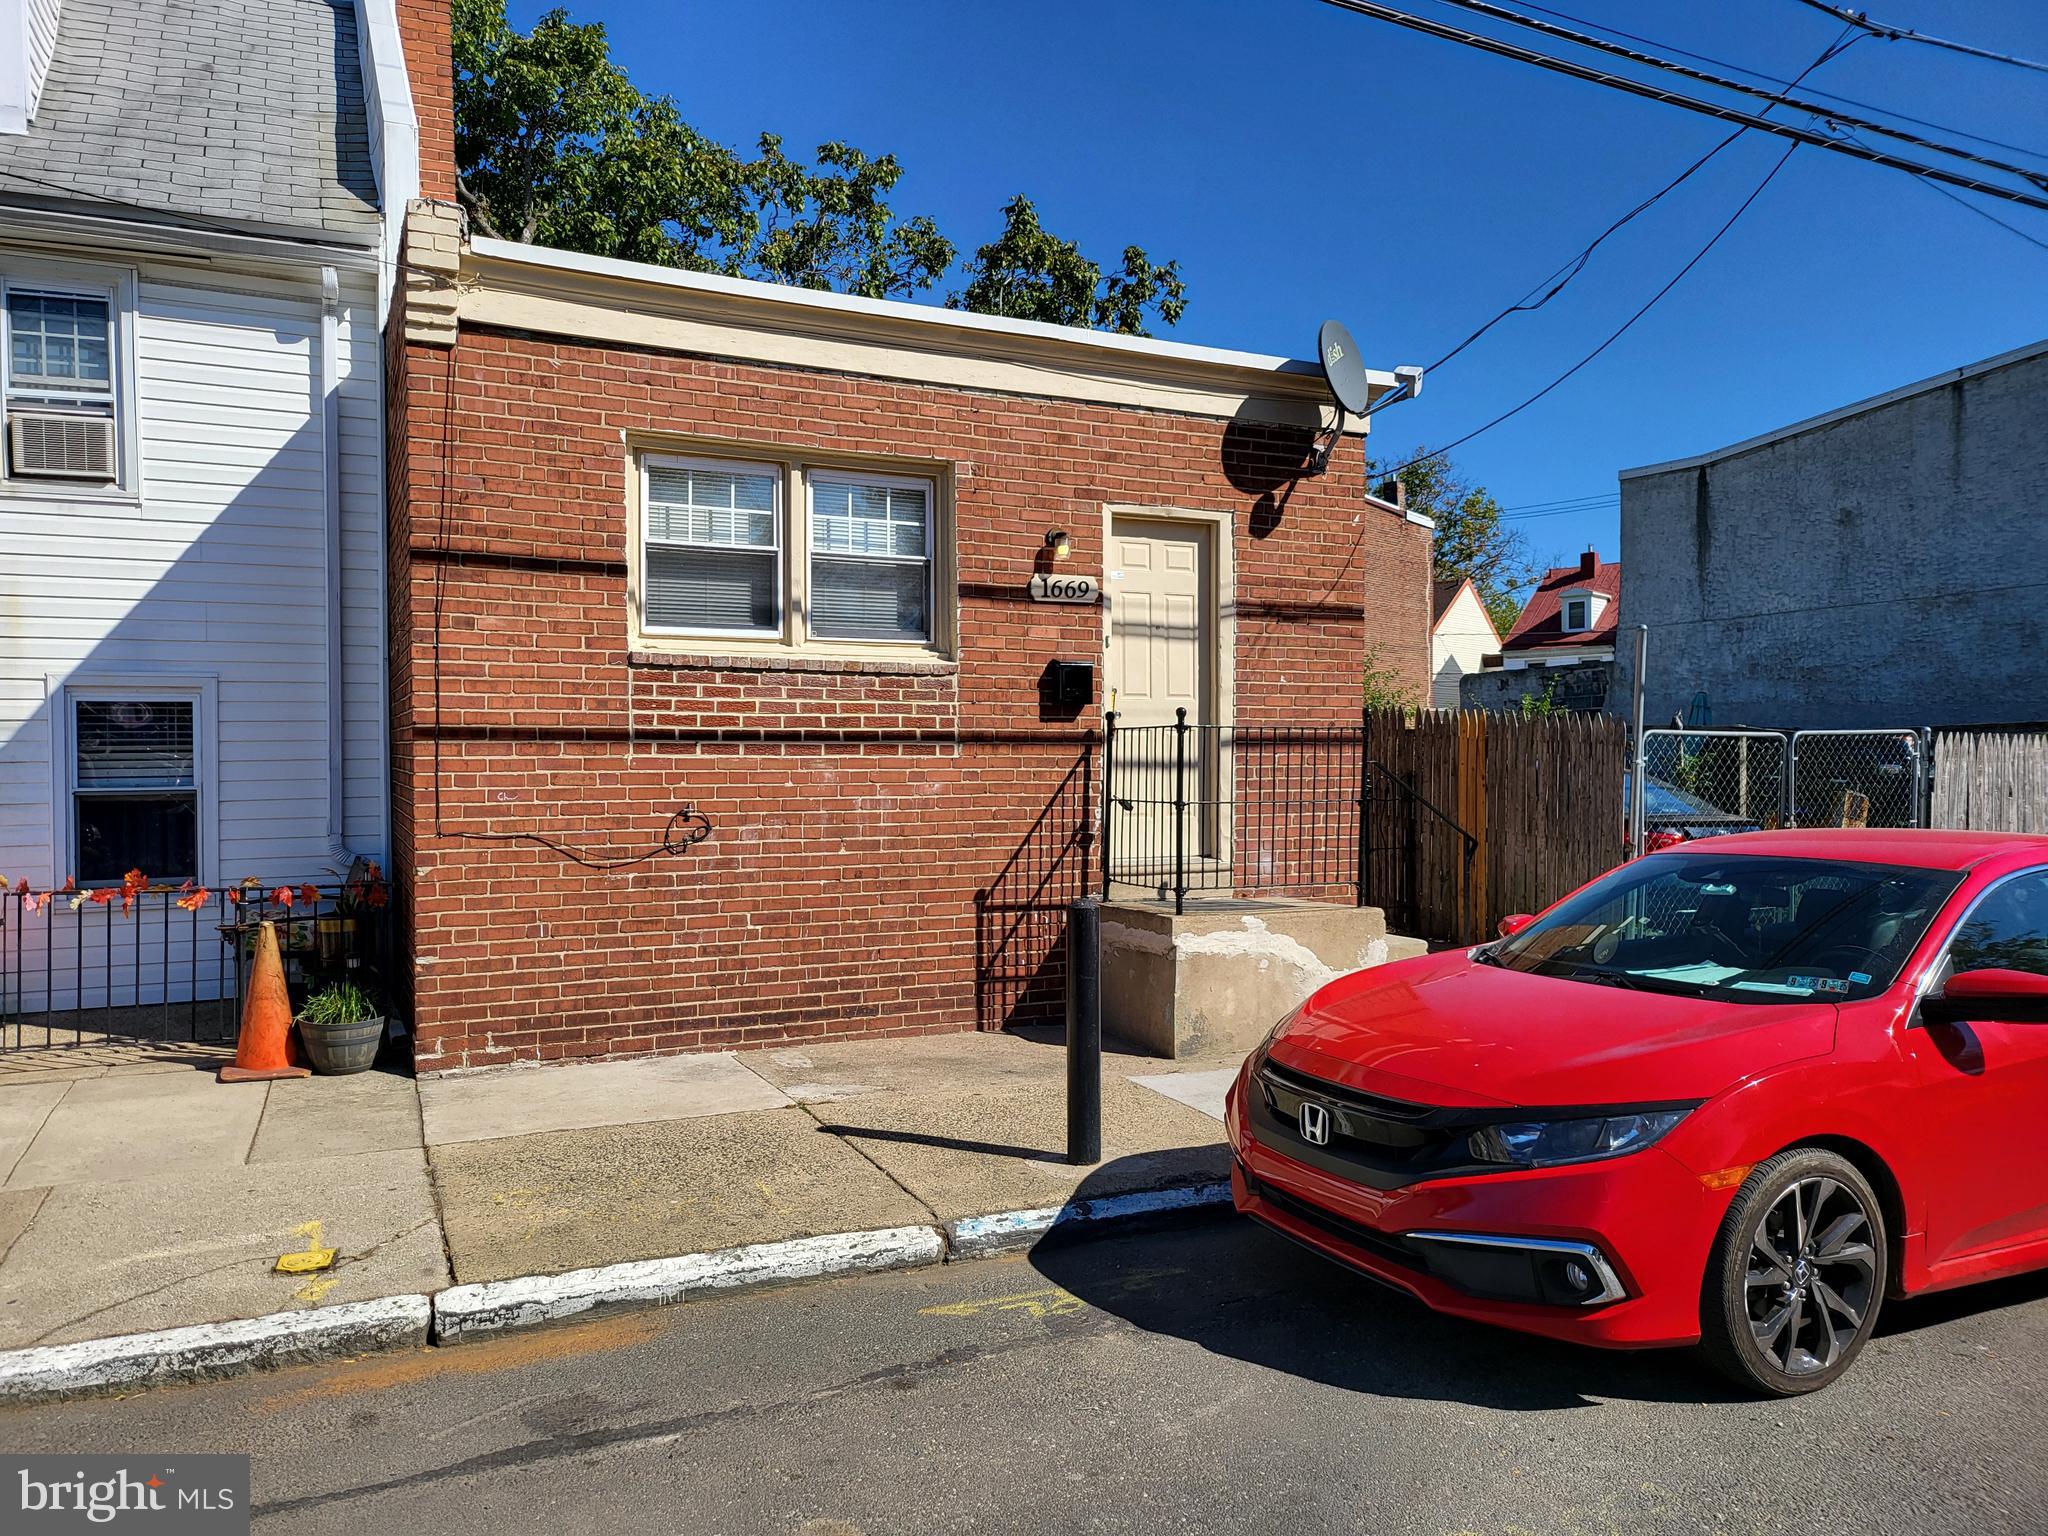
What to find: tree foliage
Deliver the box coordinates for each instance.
[452,1,1186,330]
[1375,448,1539,635]
[952,197,1187,337]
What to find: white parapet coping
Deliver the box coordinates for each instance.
[0,1295,434,1404]
[947,1181,1234,1258]
[432,1226,949,1344]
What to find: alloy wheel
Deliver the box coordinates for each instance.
[1743,1176,1878,1376]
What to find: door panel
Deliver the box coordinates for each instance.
[1909,868,2048,1268]
[1108,519,1215,872]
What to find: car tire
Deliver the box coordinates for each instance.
[1698,1147,1888,1396]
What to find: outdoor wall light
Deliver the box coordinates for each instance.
[1044,528,1072,560]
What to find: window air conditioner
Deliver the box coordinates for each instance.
[7,410,118,480]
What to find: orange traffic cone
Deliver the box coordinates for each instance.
[219,920,310,1082]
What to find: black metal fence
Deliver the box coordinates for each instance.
[1,881,389,1052]
[1101,711,1475,933]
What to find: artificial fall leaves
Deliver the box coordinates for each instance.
[1,866,387,919]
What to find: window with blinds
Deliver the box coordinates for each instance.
[71,698,198,883]
[808,474,932,643]
[642,459,782,633]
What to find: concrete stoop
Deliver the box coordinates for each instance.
[1100,896,1428,1060]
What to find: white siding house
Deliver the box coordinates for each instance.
[0,0,416,1025]
[1429,578,1500,710]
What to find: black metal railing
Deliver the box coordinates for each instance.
[1,880,390,1052]
[1101,710,1477,932]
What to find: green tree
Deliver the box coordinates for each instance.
[1375,449,1539,636]
[451,2,1187,329]
[951,197,1187,337]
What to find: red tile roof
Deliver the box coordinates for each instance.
[1502,554,1622,651]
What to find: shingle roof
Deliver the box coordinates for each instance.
[0,0,379,243]
[1502,555,1623,652]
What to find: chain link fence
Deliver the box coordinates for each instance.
[1633,728,1929,855]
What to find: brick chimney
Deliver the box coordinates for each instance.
[1578,548,1600,581]
[396,0,457,200]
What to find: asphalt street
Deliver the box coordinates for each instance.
[5,1216,2046,1535]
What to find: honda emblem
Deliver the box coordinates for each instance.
[1298,1101,1330,1146]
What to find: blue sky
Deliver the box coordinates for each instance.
[507,0,2047,571]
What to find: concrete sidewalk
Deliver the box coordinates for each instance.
[0,1029,1238,1358]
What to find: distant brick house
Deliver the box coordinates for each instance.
[386,3,1433,1071]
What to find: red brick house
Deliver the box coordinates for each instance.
[387,3,1433,1071]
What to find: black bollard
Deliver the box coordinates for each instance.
[1066,895,1102,1165]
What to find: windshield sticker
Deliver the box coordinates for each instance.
[1785,974,1850,995]
[1849,971,1873,985]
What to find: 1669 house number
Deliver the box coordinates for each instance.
[1027,573,1100,605]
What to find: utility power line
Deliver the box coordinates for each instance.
[1314,0,2048,212]
[1417,0,2048,190]
[1786,0,2048,76]
[1515,0,2048,162]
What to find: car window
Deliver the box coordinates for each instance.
[1491,853,1961,1004]
[1947,870,2048,978]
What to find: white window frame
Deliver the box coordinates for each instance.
[48,674,218,888]
[628,443,954,661]
[805,466,937,648]
[0,255,141,499]
[638,453,786,641]
[1561,595,1590,633]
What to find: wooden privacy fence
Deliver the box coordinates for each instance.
[1369,709,1629,944]
[1931,731,2048,834]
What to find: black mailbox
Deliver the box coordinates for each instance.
[1040,660,1094,713]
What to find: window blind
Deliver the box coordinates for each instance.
[810,478,931,642]
[74,700,195,788]
[643,462,781,632]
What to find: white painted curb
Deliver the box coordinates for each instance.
[433,1225,947,1343]
[0,1295,434,1405]
[948,1180,1233,1258]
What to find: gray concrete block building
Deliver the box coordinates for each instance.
[1615,339,2048,731]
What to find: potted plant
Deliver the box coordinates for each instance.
[316,862,388,966]
[295,978,384,1075]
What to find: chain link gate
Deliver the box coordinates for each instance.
[1789,730,1927,831]
[1634,728,1930,855]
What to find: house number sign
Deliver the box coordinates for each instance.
[1028,573,1101,605]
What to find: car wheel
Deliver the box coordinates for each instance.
[1699,1148,1887,1396]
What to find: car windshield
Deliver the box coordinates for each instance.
[1488,853,1962,1004]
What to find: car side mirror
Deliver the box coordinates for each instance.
[1922,968,2048,1026]
[1497,913,1536,939]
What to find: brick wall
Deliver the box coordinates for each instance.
[392,326,1431,1069]
[396,0,456,200]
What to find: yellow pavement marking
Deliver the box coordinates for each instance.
[274,1219,337,1275]
[921,1286,1087,1320]
[293,1274,342,1304]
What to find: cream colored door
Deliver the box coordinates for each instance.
[1107,518,1215,874]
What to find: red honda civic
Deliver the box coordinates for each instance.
[1225,829,2048,1395]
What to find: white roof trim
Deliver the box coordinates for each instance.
[466,234,1394,392]
[1620,336,2048,481]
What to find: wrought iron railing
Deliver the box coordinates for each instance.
[1,879,390,1052]
[1101,710,1476,932]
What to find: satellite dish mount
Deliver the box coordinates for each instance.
[1306,319,1423,477]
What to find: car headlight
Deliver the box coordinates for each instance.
[1467,1109,1689,1169]
[1254,1002,1308,1060]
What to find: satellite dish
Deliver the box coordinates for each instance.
[1317,319,1376,417]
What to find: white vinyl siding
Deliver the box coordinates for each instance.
[1430,584,1502,711]
[0,261,387,893]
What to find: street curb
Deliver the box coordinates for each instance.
[432,1225,948,1344]
[0,1178,1238,1401]
[947,1180,1234,1258]
[0,1295,433,1406]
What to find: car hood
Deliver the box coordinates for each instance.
[1270,949,1838,1108]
